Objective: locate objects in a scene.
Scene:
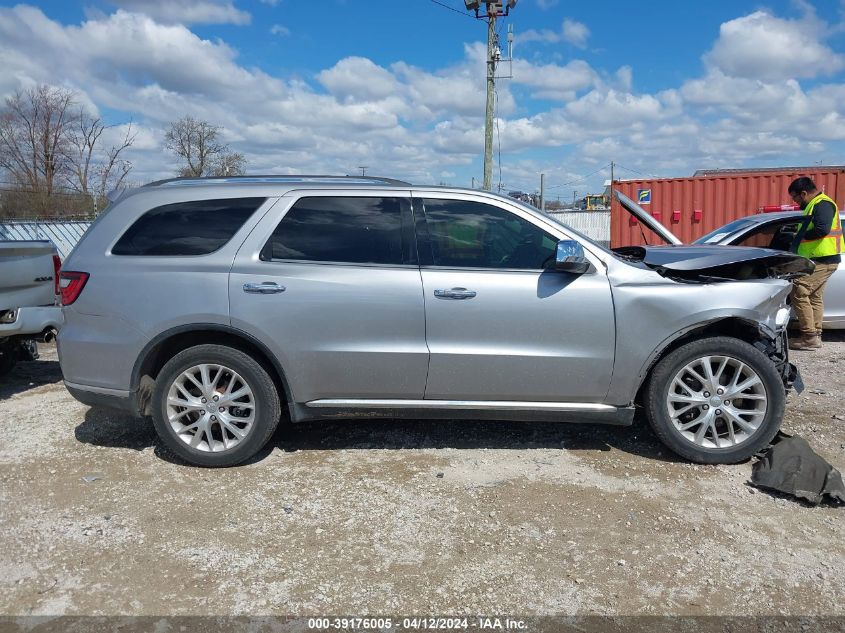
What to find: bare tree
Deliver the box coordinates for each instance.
[96,132,135,197]
[64,109,105,196]
[0,85,78,196]
[64,112,136,206]
[165,116,245,177]
[0,85,136,217]
[212,150,246,177]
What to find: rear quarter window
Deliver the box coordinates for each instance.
[112,197,266,256]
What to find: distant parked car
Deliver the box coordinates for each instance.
[616,194,844,329]
[0,240,63,375]
[59,176,810,467]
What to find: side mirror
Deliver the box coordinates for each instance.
[555,240,591,274]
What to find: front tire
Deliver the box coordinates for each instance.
[644,336,784,464]
[151,344,281,467]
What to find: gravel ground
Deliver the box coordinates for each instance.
[0,338,843,618]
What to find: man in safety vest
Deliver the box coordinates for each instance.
[787,177,842,350]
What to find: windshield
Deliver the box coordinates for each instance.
[693,218,759,244]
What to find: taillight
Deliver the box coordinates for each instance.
[52,255,61,296]
[59,271,89,306]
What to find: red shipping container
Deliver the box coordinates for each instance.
[610,167,845,248]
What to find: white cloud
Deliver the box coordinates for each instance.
[318,57,402,102]
[682,72,845,142]
[392,55,492,119]
[565,89,670,129]
[106,0,251,25]
[511,59,597,100]
[260,0,281,5]
[537,0,558,9]
[562,19,590,48]
[705,10,843,81]
[614,66,633,92]
[520,19,590,48]
[270,24,289,36]
[0,5,490,182]
[0,3,843,194]
[0,7,285,114]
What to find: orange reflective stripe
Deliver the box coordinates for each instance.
[799,210,842,242]
[802,232,844,254]
[801,228,843,243]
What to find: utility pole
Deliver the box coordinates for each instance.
[465,1,517,191]
[539,173,545,212]
[484,13,496,191]
[472,177,476,189]
[609,161,614,210]
[358,166,368,176]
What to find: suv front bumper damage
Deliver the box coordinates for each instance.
[755,329,804,394]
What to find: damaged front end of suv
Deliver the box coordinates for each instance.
[613,241,812,395]
[600,191,818,463]
[611,191,813,400]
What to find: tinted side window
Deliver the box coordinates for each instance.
[422,199,557,269]
[112,197,265,256]
[264,197,407,265]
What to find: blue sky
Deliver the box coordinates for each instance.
[1,0,845,194]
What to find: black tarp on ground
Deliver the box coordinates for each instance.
[750,433,845,506]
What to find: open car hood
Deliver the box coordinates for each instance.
[614,190,682,245]
[613,244,815,282]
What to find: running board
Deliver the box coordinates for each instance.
[291,399,635,426]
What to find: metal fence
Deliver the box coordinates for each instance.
[0,220,93,259]
[545,210,611,248]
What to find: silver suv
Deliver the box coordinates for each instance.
[58,176,808,467]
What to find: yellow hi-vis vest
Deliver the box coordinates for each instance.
[797,193,843,259]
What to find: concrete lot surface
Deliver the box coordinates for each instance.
[0,340,843,618]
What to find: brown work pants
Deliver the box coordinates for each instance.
[791,262,839,335]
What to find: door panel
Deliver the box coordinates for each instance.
[230,263,428,401]
[415,194,615,402]
[421,269,615,401]
[229,193,429,402]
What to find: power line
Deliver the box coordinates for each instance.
[547,164,612,190]
[615,163,660,179]
[428,0,474,19]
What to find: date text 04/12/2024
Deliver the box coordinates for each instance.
[306,617,528,630]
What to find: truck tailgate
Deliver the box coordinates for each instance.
[0,241,58,311]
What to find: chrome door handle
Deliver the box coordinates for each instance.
[243,282,286,294]
[434,287,477,300]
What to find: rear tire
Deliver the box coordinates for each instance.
[644,336,784,464]
[151,344,281,467]
[0,352,16,377]
[0,340,18,377]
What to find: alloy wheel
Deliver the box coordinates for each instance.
[665,355,768,449]
[166,363,256,452]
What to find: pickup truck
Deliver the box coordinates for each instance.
[0,240,64,375]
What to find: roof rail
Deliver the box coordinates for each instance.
[144,175,412,188]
